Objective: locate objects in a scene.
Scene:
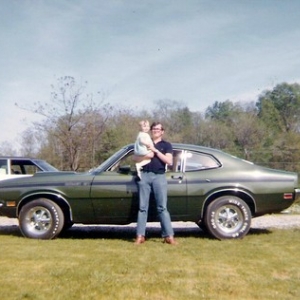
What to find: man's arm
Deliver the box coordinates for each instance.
[132,152,153,162]
[153,150,173,165]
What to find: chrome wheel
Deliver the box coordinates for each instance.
[214,204,243,233]
[24,206,53,235]
[19,199,64,239]
[205,196,251,239]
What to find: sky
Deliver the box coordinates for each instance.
[1,0,300,151]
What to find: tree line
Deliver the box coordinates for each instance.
[2,76,300,173]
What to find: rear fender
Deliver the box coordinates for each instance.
[201,188,256,220]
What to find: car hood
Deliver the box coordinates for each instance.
[0,171,79,187]
[33,171,77,177]
[0,174,32,182]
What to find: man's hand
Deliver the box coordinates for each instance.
[147,144,157,152]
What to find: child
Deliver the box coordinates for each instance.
[134,120,154,178]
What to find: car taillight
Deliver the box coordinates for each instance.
[283,193,293,200]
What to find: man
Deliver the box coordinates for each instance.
[134,122,176,245]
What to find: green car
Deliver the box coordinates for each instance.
[0,144,299,240]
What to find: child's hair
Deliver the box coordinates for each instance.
[139,120,150,127]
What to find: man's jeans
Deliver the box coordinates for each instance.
[136,172,174,238]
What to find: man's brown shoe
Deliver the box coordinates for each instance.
[134,235,145,244]
[164,236,177,245]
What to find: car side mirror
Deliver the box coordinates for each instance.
[119,165,131,174]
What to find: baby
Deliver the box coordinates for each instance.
[134,120,154,178]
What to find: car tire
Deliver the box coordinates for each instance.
[62,220,74,232]
[19,199,64,239]
[197,220,208,233]
[204,196,251,240]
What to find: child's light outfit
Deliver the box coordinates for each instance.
[134,132,153,178]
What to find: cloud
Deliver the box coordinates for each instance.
[1,0,300,148]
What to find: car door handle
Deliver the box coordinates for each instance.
[172,175,183,180]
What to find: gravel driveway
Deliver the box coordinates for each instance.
[1,214,300,232]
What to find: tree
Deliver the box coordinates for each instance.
[256,97,284,144]
[19,128,41,157]
[256,82,300,132]
[13,78,300,173]
[16,76,110,170]
[268,131,300,171]
[205,100,242,124]
[200,119,236,150]
[95,107,141,163]
[232,111,265,160]
[184,111,206,145]
[0,141,18,156]
[152,100,194,142]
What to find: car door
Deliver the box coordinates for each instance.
[181,150,221,220]
[90,149,188,224]
[0,159,8,180]
[138,148,188,222]
[90,153,139,224]
[163,149,188,221]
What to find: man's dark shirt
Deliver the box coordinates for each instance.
[142,140,173,174]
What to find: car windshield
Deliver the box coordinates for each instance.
[93,147,128,173]
[34,160,59,172]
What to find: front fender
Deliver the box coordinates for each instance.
[17,191,73,221]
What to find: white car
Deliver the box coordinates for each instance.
[0,157,58,181]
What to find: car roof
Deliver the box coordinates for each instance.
[0,157,44,160]
[124,143,226,155]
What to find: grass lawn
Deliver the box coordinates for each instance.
[0,223,300,300]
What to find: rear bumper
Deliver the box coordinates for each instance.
[294,188,300,203]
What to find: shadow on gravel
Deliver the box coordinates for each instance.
[59,225,211,241]
[248,228,272,236]
[60,226,273,241]
[0,225,21,237]
[0,223,272,240]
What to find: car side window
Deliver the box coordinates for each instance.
[11,160,41,175]
[114,150,184,174]
[184,151,220,171]
[167,150,183,172]
[109,151,136,173]
[0,159,8,174]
